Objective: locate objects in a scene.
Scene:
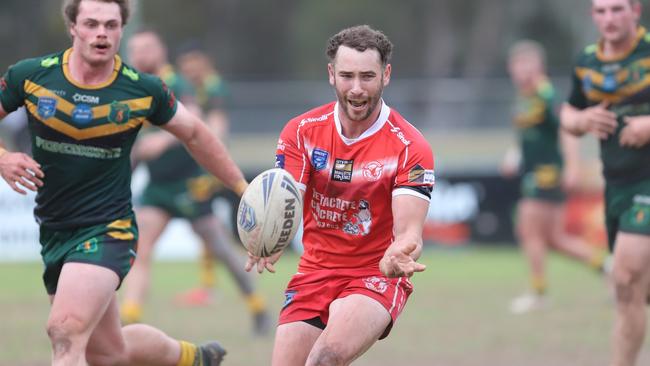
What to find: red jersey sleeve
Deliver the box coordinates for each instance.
[393,137,435,200]
[275,120,311,190]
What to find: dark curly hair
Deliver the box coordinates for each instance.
[326,25,393,67]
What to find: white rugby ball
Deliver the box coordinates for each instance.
[236,168,303,257]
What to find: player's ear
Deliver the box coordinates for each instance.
[383,64,391,86]
[327,63,335,86]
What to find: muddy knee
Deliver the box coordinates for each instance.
[308,344,348,366]
[613,266,646,305]
[46,317,86,357]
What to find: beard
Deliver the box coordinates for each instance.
[335,82,384,122]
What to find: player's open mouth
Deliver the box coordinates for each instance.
[348,100,367,110]
[93,44,110,51]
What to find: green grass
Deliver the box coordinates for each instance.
[1,246,649,365]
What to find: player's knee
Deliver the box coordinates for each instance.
[307,344,348,366]
[86,350,127,366]
[46,316,86,356]
[613,264,645,304]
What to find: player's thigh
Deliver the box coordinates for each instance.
[613,232,650,287]
[272,321,322,366]
[85,295,128,365]
[309,294,390,363]
[518,199,554,239]
[134,206,171,257]
[48,263,120,338]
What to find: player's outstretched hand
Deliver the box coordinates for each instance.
[380,242,426,278]
[245,250,283,274]
[0,151,44,194]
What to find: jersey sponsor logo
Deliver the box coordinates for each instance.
[72,104,93,124]
[35,136,121,159]
[72,93,100,104]
[76,238,98,254]
[343,199,372,236]
[311,148,329,171]
[283,290,297,308]
[108,101,131,125]
[37,97,57,119]
[332,158,353,182]
[602,73,617,93]
[362,161,383,182]
[275,154,285,168]
[408,164,426,183]
[389,126,411,146]
[40,56,60,68]
[276,138,286,151]
[122,66,139,81]
[363,276,388,294]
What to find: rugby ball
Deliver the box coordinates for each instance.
[236,168,303,257]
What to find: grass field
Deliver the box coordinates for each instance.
[1,246,649,366]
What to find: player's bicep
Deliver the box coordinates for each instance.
[392,194,429,238]
[159,101,199,143]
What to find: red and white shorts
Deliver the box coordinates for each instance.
[278,268,413,339]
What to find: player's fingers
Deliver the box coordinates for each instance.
[22,156,44,178]
[265,261,276,273]
[20,170,43,188]
[257,258,265,274]
[16,176,38,191]
[5,178,27,195]
[413,262,427,273]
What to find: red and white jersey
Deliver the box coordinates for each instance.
[276,101,435,272]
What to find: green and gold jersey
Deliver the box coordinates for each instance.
[513,79,562,173]
[568,26,650,184]
[0,48,177,229]
[196,73,229,111]
[144,64,201,183]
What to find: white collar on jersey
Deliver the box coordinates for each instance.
[334,99,390,145]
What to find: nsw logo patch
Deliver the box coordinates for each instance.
[37,97,57,119]
[311,148,329,171]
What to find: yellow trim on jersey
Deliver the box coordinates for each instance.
[574,59,650,88]
[107,231,135,241]
[584,73,650,103]
[107,218,132,229]
[24,80,76,115]
[92,97,153,118]
[62,48,123,90]
[25,100,144,140]
[25,80,154,118]
[596,26,646,62]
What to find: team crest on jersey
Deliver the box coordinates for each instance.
[76,238,98,254]
[332,158,353,182]
[362,161,383,182]
[108,101,131,125]
[363,276,388,294]
[72,104,93,124]
[37,97,57,119]
[602,73,617,93]
[311,148,329,171]
[283,290,297,308]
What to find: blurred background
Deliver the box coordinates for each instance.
[1,1,648,365]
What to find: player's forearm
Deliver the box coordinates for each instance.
[560,103,588,136]
[184,121,247,195]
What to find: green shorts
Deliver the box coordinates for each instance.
[40,214,139,295]
[521,164,565,202]
[605,179,650,251]
[140,175,224,219]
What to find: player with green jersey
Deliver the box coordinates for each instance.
[0,1,248,365]
[503,41,607,314]
[561,1,650,365]
[120,30,270,336]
